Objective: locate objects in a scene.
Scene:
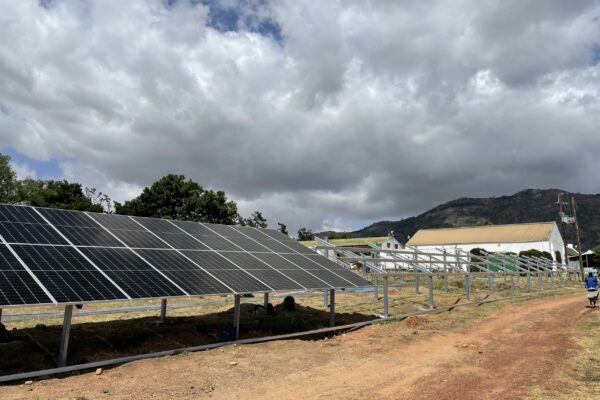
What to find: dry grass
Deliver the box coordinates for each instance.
[525,306,600,399]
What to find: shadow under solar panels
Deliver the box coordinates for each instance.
[80,247,186,299]
[11,245,126,303]
[135,249,232,295]
[0,245,52,305]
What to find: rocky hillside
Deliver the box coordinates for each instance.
[351,189,600,250]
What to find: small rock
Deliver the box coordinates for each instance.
[478,351,483,354]
[229,361,238,366]
[24,380,33,385]
[95,368,103,376]
[460,344,468,348]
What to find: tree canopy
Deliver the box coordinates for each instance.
[115,174,239,224]
[297,227,314,241]
[277,222,288,236]
[519,249,553,261]
[0,154,17,203]
[17,178,104,212]
[239,211,268,228]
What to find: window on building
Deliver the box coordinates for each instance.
[394,244,399,249]
[386,243,391,248]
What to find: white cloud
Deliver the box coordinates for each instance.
[10,161,37,180]
[1,0,600,235]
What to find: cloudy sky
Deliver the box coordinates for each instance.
[1,0,600,234]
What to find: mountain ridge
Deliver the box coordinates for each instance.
[349,189,600,250]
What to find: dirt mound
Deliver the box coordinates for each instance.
[403,315,430,328]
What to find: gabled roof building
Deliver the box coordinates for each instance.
[406,222,565,263]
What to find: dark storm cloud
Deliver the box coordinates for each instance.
[1,0,600,234]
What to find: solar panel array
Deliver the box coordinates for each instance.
[0,204,371,307]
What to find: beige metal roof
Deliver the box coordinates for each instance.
[406,222,557,246]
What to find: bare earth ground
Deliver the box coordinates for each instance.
[2,292,596,400]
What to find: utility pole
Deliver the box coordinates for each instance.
[572,197,585,280]
[557,193,570,270]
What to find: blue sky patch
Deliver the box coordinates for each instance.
[592,43,600,65]
[192,0,283,42]
[1,147,64,180]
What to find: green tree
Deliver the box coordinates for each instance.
[277,222,288,236]
[115,174,238,224]
[328,232,352,240]
[17,178,103,212]
[0,154,17,203]
[297,227,314,241]
[240,211,268,228]
[519,249,553,261]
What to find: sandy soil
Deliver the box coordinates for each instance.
[1,294,588,400]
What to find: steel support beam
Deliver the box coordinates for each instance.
[428,275,434,309]
[233,295,241,341]
[159,299,167,323]
[374,282,379,301]
[58,305,74,368]
[323,288,328,307]
[329,289,335,327]
[465,274,471,301]
[527,271,531,292]
[383,276,389,318]
[538,272,543,291]
[263,292,269,309]
[510,273,515,296]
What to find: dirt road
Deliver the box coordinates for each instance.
[1,294,588,400]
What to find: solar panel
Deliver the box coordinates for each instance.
[80,247,187,299]
[0,204,372,307]
[11,244,127,303]
[134,249,233,295]
[0,221,69,245]
[34,208,125,247]
[0,205,46,223]
[0,244,52,305]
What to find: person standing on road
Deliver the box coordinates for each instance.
[584,272,598,289]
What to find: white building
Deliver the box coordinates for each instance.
[406,222,565,263]
[380,232,404,269]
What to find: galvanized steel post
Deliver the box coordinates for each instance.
[527,271,531,292]
[323,288,328,307]
[263,292,269,309]
[329,289,335,327]
[159,299,167,323]
[443,252,448,293]
[538,272,543,291]
[383,276,389,318]
[428,275,434,309]
[233,294,241,341]
[58,305,74,367]
[414,250,420,295]
[465,274,471,301]
[510,273,515,296]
